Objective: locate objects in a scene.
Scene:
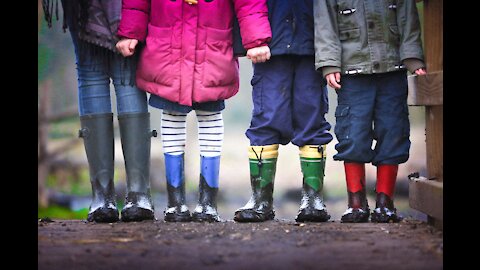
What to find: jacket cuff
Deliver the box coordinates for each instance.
[402,58,426,73]
[322,66,341,78]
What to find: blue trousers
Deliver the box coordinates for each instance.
[68,28,147,116]
[333,71,410,165]
[246,55,333,147]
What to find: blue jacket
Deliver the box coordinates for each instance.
[234,0,315,56]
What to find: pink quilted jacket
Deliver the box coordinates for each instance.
[118,0,271,106]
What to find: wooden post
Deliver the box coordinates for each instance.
[408,0,443,230]
[424,0,443,229]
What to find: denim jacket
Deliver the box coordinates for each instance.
[314,0,425,76]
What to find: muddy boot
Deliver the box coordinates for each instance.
[118,112,156,222]
[79,113,119,223]
[164,153,191,222]
[371,164,401,223]
[295,145,331,222]
[234,145,278,222]
[341,162,370,223]
[192,156,222,222]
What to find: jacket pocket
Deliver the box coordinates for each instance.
[140,24,173,86]
[339,28,360,41]
[338,28,362,65]
[203,27,237,87]
[334,105,350,140]
[251,75,263,116]
[388,25,400,45]
[337,0,359,30]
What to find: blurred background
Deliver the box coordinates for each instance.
[38,1,428,221]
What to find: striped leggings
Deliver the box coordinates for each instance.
[161,110,224,157]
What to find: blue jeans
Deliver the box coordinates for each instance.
[246,55,333,147]
[333,71,410,165]
[69,29,147,116]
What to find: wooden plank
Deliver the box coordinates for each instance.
[407,71,443,106]
[424,1,444,182]
[425,106,443,182]
[424,0,443,71]
[409,176,443,221]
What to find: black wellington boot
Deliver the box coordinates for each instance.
[192,156,222,222]
[118,112,156,222]
[79,113,119,223]
[164,153,191,222]
[340,162,370,223]
[234,145,278,222]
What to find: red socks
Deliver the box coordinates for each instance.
[376,164,398,198]
[344,162,366,193]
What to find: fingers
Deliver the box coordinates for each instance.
[415,68,427,75]
[129,39,138,52]
[326,73,341,89]
[115,39,136,57]
[246,46,271,64]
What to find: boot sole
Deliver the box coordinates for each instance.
[121,206,155,222]
[87,207,119,223]
[295,209,331,222]
[340,211,370,223]
[164,211,192,222]
[233,209,275,222]
[191,212,222,222]
[371,213,401,223]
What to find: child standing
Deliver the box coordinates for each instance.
[42,0,156,223]
[233,0,334,223]
[116,0,272,222]
[314,0,426,222]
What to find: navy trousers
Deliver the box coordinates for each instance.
[246,55,333,147]
[333,71,410,165]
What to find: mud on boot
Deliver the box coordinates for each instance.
[295,145,330,223]
[370,192,401,223]
[164,154,191,222]
[118,112,156,222]
[191,176,221,222]
[341,162,370,223]
[340,207,370,223]
[120,192,154,221]
[233,182,275,223]
[192,156,222,222]
[341,191,370,223]
[234,145,277,223]
[80,113,120,223]
[87,202,119,223]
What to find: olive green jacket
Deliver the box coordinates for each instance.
[314,0,425,77]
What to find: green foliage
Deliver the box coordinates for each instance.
[49,118,79,139]
[38,44,53,82]
[46,168,91,196]
[38,205,89,220]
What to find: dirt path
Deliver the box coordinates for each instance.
[38,218,442,270]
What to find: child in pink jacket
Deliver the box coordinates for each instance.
[116,0,272,222]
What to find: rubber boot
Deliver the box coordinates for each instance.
[234,145,278,222]
[341,162,370,223]
[164,153,191,222]
[118,112,156,222]
[295,145,331,222]
[192,156,222,222]
[79,113,119,223]
[371,164,401,223]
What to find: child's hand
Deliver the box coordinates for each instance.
[414,68,427,75]
[326,72,341,89]
[116,38,139,57]
[246,46,271,64]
